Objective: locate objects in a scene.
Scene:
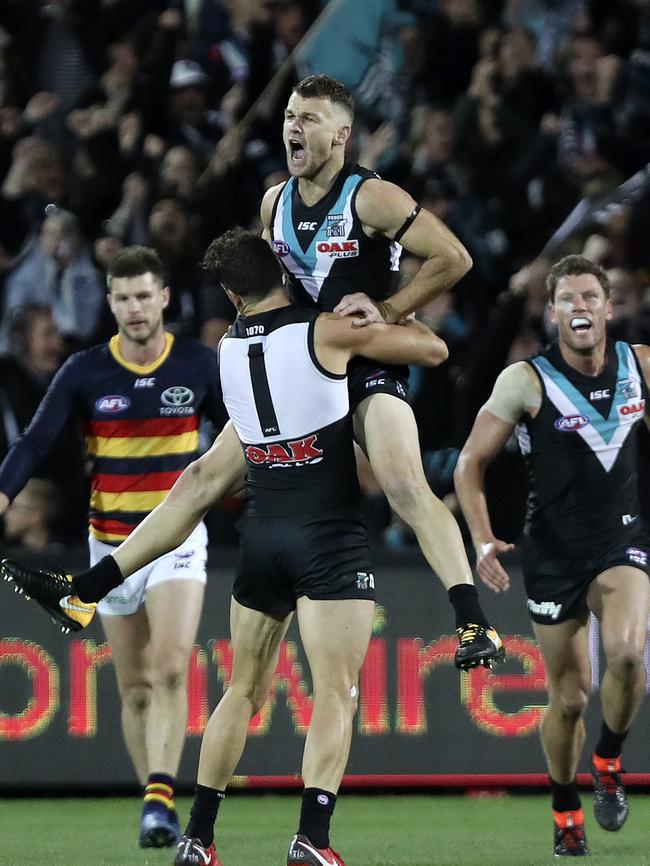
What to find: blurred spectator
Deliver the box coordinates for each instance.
[2,477,63,550]
[0,208,104,351]
[0,303,87,540]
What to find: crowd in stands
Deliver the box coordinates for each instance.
[1,0,650,549]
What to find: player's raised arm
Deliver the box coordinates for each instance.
[454,362,536,592]
[336,179,472,325]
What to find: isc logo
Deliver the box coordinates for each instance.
[298,221,318,231]
[134,377,155,388]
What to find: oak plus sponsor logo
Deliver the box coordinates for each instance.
[272,240,290,258]
[316,239,359,258]
[245,434,323,467]
[554,413,589,432]
[527,598,562,620]
[160,385,194,416]
[95,394,130,414]
[618,399,645,417]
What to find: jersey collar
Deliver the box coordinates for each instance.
[109,331,174,374]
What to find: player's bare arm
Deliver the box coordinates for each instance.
[454,362,540,593]
[314,313,448,375]
[335,178,472,325]
[632,344,650,429]
[112,422,244,578]
[260,183,283,241]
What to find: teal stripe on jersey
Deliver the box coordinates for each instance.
[534,341,631,445]
[281,174,363,278]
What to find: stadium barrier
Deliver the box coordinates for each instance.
[2,548,650,790]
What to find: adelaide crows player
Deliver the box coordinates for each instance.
[0,246,224,848]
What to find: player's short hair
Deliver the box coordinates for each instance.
[293,74,354,119]
[106,245,165,289]
[546,254,610,301]
[202,228,283,299]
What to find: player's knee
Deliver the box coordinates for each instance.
[550,679,589,719]
[380,470,426,517]
[122,681,152,715]
[606,646,644,681]
[151,654,188,694]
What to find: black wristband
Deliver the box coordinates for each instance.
[72,555,124,603]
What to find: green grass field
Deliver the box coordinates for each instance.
[1,793,650,865]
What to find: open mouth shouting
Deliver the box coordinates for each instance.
[570,316,592,333]
[288,138,306,168]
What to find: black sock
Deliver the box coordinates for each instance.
[595,721,628,759]
[447,584,489,629]
[298,788,337,849]
[185,785,225,847]
[72,555,124,603]
[550,777,581,813]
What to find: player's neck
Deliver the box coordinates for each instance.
[559,338,607,377]
[239,288,289,317]
[116,328,167,366]
[298,155,345,206]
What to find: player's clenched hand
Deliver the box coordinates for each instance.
[334,293,395,327]
[476,539,514,593]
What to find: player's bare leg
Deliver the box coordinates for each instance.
[287,597,374,865]
[587,566,650,831]
[534,617,591,856]
[354,394,504,670]
[101,578,204,848]
[176,599,292,866]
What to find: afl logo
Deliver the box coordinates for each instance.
[161,386,194,406]
[95,395,130,413]
[272,240,290,258]
[555,414,589,432]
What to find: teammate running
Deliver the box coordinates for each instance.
[454,254,650,856]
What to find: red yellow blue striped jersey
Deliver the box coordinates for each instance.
[0,333,225,543]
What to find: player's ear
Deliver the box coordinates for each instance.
[605,296,613,321]
[335,124,351,146]
[161,285,170,309]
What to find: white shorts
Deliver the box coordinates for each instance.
[91,522,208,616]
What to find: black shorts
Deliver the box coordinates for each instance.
[523,534,650,624]
[347,358,409,413]
[233,511,375,616]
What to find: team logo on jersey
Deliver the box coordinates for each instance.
[317,240,359,258]
[626,547,648,566]
[272,240,290,257]
[554,413,589,432]
[326,213,346,237]
[160,385,195,416]
[245,434,323,466]
[617,378,641,400]
[95,395,130,414]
